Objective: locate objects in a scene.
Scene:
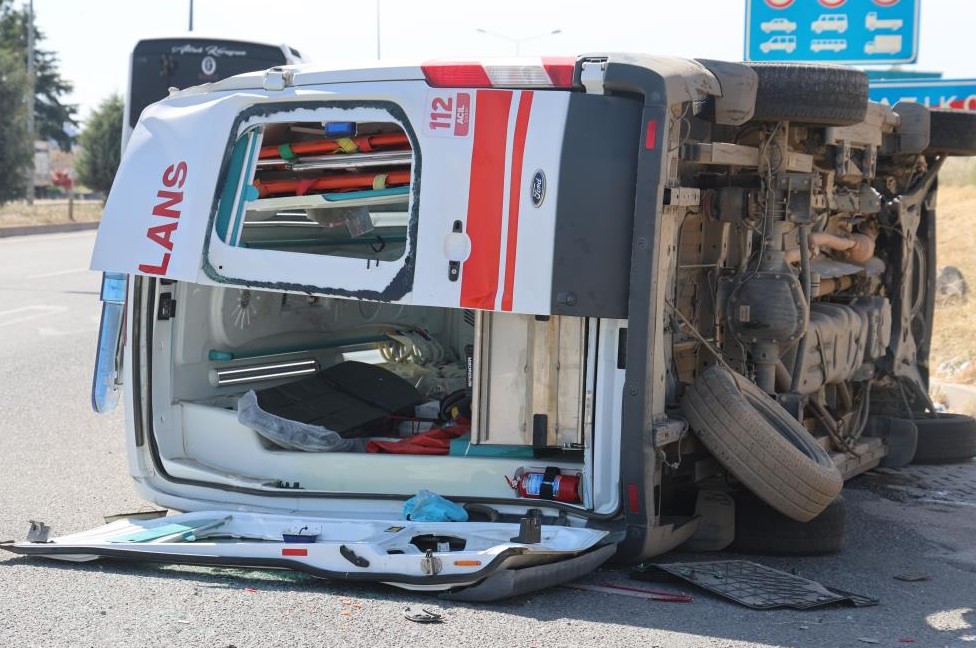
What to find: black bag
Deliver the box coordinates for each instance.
[253,361,423,438]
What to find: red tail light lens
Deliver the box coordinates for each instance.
[422,62,492,88]
[628,482,641,513]
[542,57,575,87]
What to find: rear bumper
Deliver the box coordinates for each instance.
[0,538,617,599]
[440,543,617,602]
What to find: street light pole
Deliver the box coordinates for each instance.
[188,0,194,31]
[25,0,35,206]
[475,28,561,56]
[376,0,381,60]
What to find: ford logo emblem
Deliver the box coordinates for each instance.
[530,170,546,207]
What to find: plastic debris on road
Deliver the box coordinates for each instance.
[631,560,879,610]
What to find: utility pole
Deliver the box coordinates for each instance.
[25,0,35,206]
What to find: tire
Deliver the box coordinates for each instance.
[746,63,868,126]
[925,110,976,156]
[910,413,976,464]
[731,492,845,556]
[681,365,843,522]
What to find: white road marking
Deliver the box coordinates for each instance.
[26,267,90,279]
[38,326,99,337]
[0,305,69,327]
[39,315,100,336]
[0,230,96,244]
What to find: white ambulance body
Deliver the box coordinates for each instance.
[8,54,975,600]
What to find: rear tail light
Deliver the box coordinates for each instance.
[422,57,575,89]
[627,482,641,514]
[541,57,575,87]
[422,63,491,88]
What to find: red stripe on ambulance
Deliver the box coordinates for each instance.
[500,91,533,311]
[460,90,512,309]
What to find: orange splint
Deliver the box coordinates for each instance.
[258,133,410,160]
[253,169,411,197]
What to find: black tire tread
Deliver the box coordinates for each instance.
[925,110,976,156]
[747,63,868,126]
[911,413,976,464]
[732,492,845,556]
[681,366,843,522]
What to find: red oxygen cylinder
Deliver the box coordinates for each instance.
[507,467,582,504]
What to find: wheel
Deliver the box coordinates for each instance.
[731,491,845,556]
[746,63,868,126]
[911,413,976,464]
[680,365,843,522]
[925,110,976,156]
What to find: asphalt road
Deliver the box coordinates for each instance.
[1,231,974,648]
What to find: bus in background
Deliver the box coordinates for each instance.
[122,35,304,150]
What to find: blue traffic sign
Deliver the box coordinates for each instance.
[745,0,920,65]
[869,79,976,110]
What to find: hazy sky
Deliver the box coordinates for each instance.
[24,0,975,122]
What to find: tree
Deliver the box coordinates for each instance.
[0,0,77,150]
[0,49,30,204]
[75,94,122,197]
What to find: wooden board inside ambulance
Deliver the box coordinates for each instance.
[476,313,585,447]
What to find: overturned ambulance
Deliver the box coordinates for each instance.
[6,55,976,600]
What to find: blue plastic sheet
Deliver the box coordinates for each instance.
[402,489,469,522]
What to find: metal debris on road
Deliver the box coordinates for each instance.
[404,607,444,623]
[563,581,693,602]
[893,572,932,582]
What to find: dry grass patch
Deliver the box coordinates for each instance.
[931,183,976,386]
[0,199,103,227]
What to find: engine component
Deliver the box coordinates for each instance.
[849,297,893,361]
[702,187,755,224]
[783,231,876,265]
[727,257,808,347]
[790,303,866,394]
[785,299,891,395]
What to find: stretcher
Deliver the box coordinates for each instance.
[258,132,409,160]
[256,150,412,171]
[253,169,411,198]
